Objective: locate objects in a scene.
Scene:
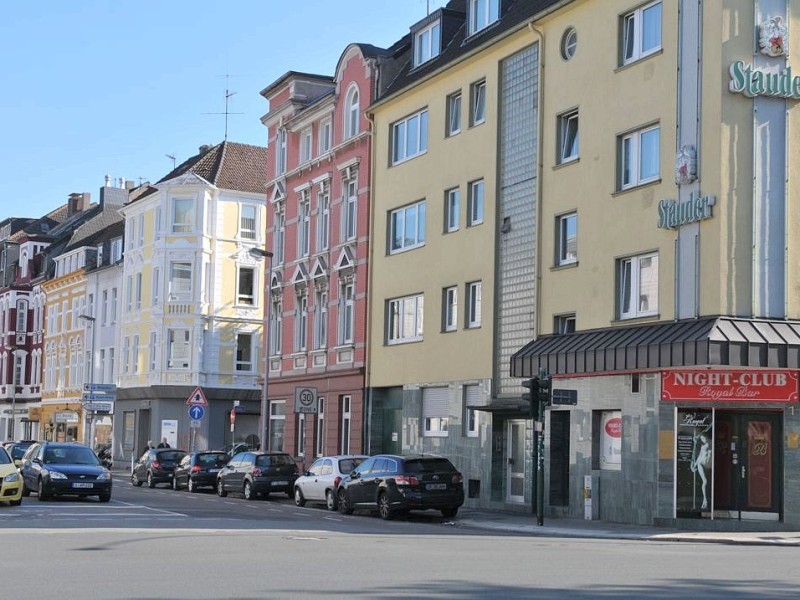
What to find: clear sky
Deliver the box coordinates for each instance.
[0,1,445,219]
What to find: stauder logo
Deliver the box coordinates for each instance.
[729,61,800,100]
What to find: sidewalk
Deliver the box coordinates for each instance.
[455,508,800,546]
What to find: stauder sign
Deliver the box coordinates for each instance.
[662,369,798,403]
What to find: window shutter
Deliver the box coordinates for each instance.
[465,384,480,407]
[423,387,449,419]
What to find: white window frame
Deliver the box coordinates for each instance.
[316,185,330,252]
[464,384,480,438]
[619,124,660,189]
[269,400,286,452]
[149,332,157,371]
[443,286,458,332]
[295,294,308,352]
[557,212,578,266]
[339,282,354,345]
[274,205,286,264]
[276,129,287,175]
[300,127,313,163]
[297,412,306,458]
[618,252,659,320]
[471,80,486,126]
[316,398,325,457]
[270,296,282,357]
[445,188,460,232]
[389,200,426,253]
[446,91,462,137]
[345,86,360,140]
[239,205,257,240]
[343,179,357,241]
[135,272,142,310]
[469,0,500,35]
[152,267,161,305]
[319,118,332,155]
[171,198,194,233]
[236,332,253,371]
[392,109,429,164]
[169,262,193,301]
[110,238,123,263]
[558,109,579,164]
[466,281,482,328]
[132,334,139,374]
[340,395,351,454]
[111,288,118,324]
[313,289,327,350]
[555,314,577,335]
[298,192,311,257]
[622,1,662,65]
[423,387,449,437]
[237,266,256,306]
[414,20,441,67]
[167,329,190,369]
[467,179,484,226]
[387,294,424,344]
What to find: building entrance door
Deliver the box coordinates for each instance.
[507,420,525,503]
[714,412,781,520]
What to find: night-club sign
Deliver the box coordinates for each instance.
[662,369,799,402]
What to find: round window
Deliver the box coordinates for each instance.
[561,27,577,61]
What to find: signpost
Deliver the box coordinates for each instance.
[186,389,208,451]
[83,402,113,414]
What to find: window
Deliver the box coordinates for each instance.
[110,237,123,262]
[470,80,486,126]
[618,252,658,319]
[96,243,104,268]
[111,288,118,323]
[168,329,190,369]
[443,286,458,332]
[316,185,330,251]
[319,119,332,154]
[169,262,192,301]
[392,109,428,164]
[296,413,306,457]
[556,213,577,266]
[389,200,426,253]
[561,27,578,60]
[236,333,253,371]
[469,0,499,35]
[240,205,257,240]
[16,300,27,332]
[445,188,460,232]
[558,110,579,163]
[154,206,162,241]
[298,192,311,257]
[339,282,354,345]
[467,179,484,226]
[446,92,462,137]
[313,290,327,350]
[300,128,312,163]
[345,86,359,140]
[172,198,194,233]
[343,179,357,241]
[316,398,325,457]
[388,294,424,344]
[238,267,255,305]
[619,124,660,189]
[466,281,482,328]
[274,207,285,264]
[122,337,130,375]
[132,335,139,374]
[270,296,282,356]
[125,276,133,313]
[423,387,448,437]
[149,332,157,371]
[276,129,287,175]
[152,267,161,305]
[464,384,480,437]
[554,314,576,334]
[135,272,142,310]
[295,294,308,352]
[414,20,441,67]
[339,395,351,454]
[101,291,108,326]
[137,215,144,247]
[622,1,662,65]
[269,401,286,452]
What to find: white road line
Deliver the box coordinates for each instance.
[292,511,314,517]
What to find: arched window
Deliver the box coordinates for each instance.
[344,86,360,140]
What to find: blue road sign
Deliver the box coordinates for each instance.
[188,405,205,420]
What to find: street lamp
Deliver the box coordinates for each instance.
[5,345,17,441]
[78,314,96,447]
[249,247,274,451]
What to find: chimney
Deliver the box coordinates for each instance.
[105,174,111,187]
[67,192,90,216]
[125,180,136,190]
[199,144,211,155]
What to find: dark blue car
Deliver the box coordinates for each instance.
[20,442,112,502]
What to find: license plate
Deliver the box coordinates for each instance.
[72,482,94,489]
[426,483,447,490]
[209,468,220,473]
[271,480,288,486]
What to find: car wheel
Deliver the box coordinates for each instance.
[172,477,179,491]
[147,472,156,488]
[9,498,21,506]
[131,472,143,487]
[216,479,227,497]
[378,492,394,520]
[187,478,196,493]
[38,478,50,501]
[325,489,337,511]
[294,487,306,507]
[244,481,256,501]
[441,506,459,519]
[98,493,111,503]
[338,489,353,515]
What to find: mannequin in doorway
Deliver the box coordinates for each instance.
[691,431,712,510]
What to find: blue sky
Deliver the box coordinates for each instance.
[1,1,444,218]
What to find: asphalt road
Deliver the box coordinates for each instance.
[2,473,799,599]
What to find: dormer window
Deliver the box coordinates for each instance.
[344,86,360,140]
[469,0,499,35]
[414,20,441,67]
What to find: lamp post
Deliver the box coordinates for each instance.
[6,345,17,441]
[249,247,274,451]
[78,314,96,447]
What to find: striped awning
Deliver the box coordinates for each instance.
[510,317,800,377]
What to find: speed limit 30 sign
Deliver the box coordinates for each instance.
[294,387,318,414]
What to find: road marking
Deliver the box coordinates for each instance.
[292,511,314,517]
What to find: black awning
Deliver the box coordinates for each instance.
[510,317,800,377]
[471,398,529,416]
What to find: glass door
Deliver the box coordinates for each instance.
[507,420,525,503]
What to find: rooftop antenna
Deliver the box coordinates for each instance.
[203,74,243,141]
[166,154,176,170]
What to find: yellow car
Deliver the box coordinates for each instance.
[0,447,22,506]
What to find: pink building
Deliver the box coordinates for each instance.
[259,44,385,461]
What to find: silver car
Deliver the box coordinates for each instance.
[294,455,368,510]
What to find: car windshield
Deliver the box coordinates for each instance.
[338,457,366,473]
[43,447,100,465]
[256,454,294,467]
[158,451,186,462]
[0,449,12,465]
[9,445,30,460]
[199,453,229,467]
[404,458,457,474]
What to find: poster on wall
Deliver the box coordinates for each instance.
[676,409,713,516]
[160,419,178,449]
[600,411,622,470]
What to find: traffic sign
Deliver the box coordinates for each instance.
[84,383,117,393]
[294,386,318,414]
[230,408,236,424]
[83,402,113,413]
[186,386,208,406]
[82,392,117,402]
[190,420,202,429]
[188,405,205,420]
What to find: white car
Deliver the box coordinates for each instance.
[294,455,368,510]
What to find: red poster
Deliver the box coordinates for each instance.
[661,369,798,402]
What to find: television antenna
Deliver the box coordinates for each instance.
[166,154,176,170]
[203,74,243,141]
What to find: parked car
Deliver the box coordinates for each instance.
[337,454,464,520]
[173,451,230,492]
[131,448,188,488]
[0,446,22,506]
[19,442,112,502]
[216,451,298,500]
[294,455,368,510]
[4,440,36,467]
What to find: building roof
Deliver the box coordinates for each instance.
[155,141,268,195]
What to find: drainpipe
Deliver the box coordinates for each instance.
[364,109,376,455]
